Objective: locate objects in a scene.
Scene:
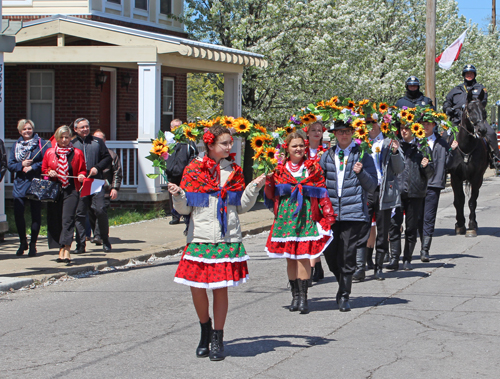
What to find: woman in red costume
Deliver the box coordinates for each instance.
[168,124,265,361]
[265,132,335,314]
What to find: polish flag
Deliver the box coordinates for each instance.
[435,29,468,70]
[80,178,105,197]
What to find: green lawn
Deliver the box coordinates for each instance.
[5,204,165,236]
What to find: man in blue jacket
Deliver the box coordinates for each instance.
[320,120,378,312]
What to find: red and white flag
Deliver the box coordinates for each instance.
[435,29,468,70]
[80,178,105,197]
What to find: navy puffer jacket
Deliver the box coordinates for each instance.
[320,144,378,222]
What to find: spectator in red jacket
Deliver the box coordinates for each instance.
[42,125,86,264]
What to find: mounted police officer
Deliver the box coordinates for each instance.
[395,76,434,109]
[443,64,500,168]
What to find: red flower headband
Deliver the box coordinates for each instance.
[203,131,216,145]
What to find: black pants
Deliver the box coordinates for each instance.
[358,188,391,256]
[75,187,108,247]
[323,221,366,278]
[389,195,423,245]
[47,187,79,249]
[88,196,110,240]
[14,197,41,243]
[419,187,441,237]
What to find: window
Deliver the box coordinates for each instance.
[162,78,174,131]
[160,0,172,15]
[135,0,147,10]
[28,70,54,132]
[108,0,121,4]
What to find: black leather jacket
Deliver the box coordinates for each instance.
[71,134,112,179]
[398,140,434,198]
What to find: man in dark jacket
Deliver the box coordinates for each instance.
[443,64,500,168]
[88,130,122,245]
[72,118,112,253]
[320,120,378,312]
[395,76,434,109]
[0,138,6,183]
[388,124,434,271]
[418,117,458,262]
[354,116,405,281]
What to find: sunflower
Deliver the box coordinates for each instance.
[380,122,390,134]
[439,113,448,120]
[358,99,370,106]
[347,100,356,109]
[222,116,235,128]
[406,113,415,122]
[284,125,295,134]
[415,128,425,139]
[378,103,389,113]
[254,124,267,133]
[251,135,267,151]
[400,110,409,119]
[300,113,317,125]
[233,118,251,134]
[411,123,423,134]
[264,147,278,164]
[317,100,326,108]
[275,127,286,134]
[352,119,366,129]
[354,127,368,139]
[183,127,197,142]
[252,149,262,161]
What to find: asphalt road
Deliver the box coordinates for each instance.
[1,177,500,378]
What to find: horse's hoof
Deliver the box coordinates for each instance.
[455,226,466,235]
[465,229,477,237]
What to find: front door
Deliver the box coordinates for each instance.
[99,71,111,139]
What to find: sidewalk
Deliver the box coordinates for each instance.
[0,202,275,290]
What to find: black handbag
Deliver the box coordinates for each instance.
[26,178,61,202]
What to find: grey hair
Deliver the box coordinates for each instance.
[17,119,35,133]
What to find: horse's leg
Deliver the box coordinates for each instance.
[466,179,482,237]
[451,174,466,235]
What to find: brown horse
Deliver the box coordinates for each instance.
[448,89,489,237]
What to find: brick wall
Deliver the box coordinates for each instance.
[3,15,189,39]
[5,65,187,141]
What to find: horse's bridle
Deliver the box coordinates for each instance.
[462,100,483,138]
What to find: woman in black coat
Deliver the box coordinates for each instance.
[8,119,50,256]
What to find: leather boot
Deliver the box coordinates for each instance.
[298,279,309,314]
[420,236,432,262]
[289,279,299,312]
[403,239,416,270]
[373,250,385,280]
[312,261,324,282]
[366,247,374,270]
[339,274,353,312]
[209,330,225,361]
[352,248,367,282]
[16,239,28,256]
[386,239,401,270]
[196,318,212,358]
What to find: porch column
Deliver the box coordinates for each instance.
[223,73,243,165]
[0,54,6,236]
[137,62,162,194]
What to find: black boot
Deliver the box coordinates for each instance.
[386,239,401,270]
[28,240,37,257]
[374,250,385,280]
[353,248,367,282]
[312,261,324,282]
[209,330,225,361]
[16,239,28,256]
[420,236,432,262]
[298,279,309,314]
[196,318,212,358]
[338,274,353,312]
[403,239,416,270]
[366,247,374,270]
[289,279,299,312]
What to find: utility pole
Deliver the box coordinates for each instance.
[425,0,436,104]
[493,0,496,31]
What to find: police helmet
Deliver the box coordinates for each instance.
[405,76,420,89]
[462,64,477,76]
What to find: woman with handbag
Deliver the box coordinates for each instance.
[7,119,50,256]
[42,125,86,264]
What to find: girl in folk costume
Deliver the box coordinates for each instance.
[168,125,265,361]
[304,121,328,283]
[265,132,336,314]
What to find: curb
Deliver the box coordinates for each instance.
[0,277,34,292]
